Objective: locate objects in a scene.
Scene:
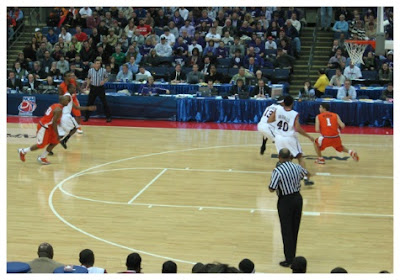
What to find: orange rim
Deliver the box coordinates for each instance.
[345,40,376,49]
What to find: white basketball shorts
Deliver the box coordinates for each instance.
[257,122,276,141]
[58,114,78,137]
[274,134,303,158]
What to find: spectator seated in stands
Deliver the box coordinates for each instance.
[230,78,249,99]
[56,55,70,75]
[137,65,152,79]
[250,37,265,58]
[332,14,349,39]
[255,70,269,84]
[379,62,393,82]
[70,36,82,53]
[116,63,133,82]
[362,51,377,70]
[329,68,346,87]
[238,258,255,273]
[46,29,58,45]
[313,68,330,98]
[221,31,234,46]
[112,46,126,69]
[28,242,64,273]
[7,71,23,91]
[274,48,295,71]
[162,261,177,273]
[337,79,357,100]
[31,61,46,79]
[48,61,62,80]
[59,27,72,43]
[251,79,270,98]
[125,56,139,74]
[120,253,142,273]
[155,35,173,57]
[204,64,223,84]
[330,39,340,57]
[118,33,129,53]
[36,42,49,62]
[327,49,346,70]
[80,40,96,68]
[170,64,186,83]
[188,39,203,56]
[229,36,245,58]
[200,56,211,75]
[203,40,217,57]
[187,47,201,67]
[365,22,377,39]
[173,37,189,57]
[245,57,260,75]
[180,19,195,37]
[39,76,58,93]
[344,61,362,80]
[15,52,29,72]
[299,80,315,98]
[139,76,170,95]
[382,50,393,70]
[186,64,204,84]
[291,256,307,273]
[380,82,393,101]
[215,41,228,58]
[230,66,254,84]
[163,26,176,46]
[265,36,277,51]
[13,62,29,80]
[283,19,301,57]
[231,49,244,68]
[74,26,88,42]
[244,46,263,67]
[79,249,107,273]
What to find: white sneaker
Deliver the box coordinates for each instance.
[37,156,51,165]
[77,128,84,134]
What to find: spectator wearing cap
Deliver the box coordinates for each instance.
[291,256,307,273]
[28,242,64,273]
[74,26,88,42]
[155,36,173,57]
[163,27,176,46]
[121,253,142,273]
[238,259,255,273]
[79,249,107,273]
[265,36,277,50]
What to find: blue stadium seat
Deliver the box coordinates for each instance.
[261,68,273,78]
[265,49,277,57]
[42,27,50,35]
[326,69,336,79]
[83,28,93,36]
[216,67,228,75]
[228,68,239,78]
[154,27,164,37]
[278,81,290,94]
[362,70,378,80]
[273,69,290,81]
[217,58,232,68]
[68,28,76,36]
[150,66,173,81]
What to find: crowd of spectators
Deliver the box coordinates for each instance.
[13,242,390,273]
[8,7,309,95]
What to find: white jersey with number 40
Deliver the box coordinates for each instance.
[260,104,280,124]
[274,106,299,137]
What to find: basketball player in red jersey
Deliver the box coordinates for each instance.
[59,72,83,134]
[18,96,70,165]
[314,103,359,164]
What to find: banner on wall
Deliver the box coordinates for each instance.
[18,96,37,116]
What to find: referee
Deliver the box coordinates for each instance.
[268,148,311,268]
[84,58,112,122]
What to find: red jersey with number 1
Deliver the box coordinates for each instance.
[318,111,339,137]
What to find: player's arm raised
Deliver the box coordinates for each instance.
[337,114,345,129]
[315,116,320,133]
[295,116,314,142]
[52,108,62,138]
[267,111,276,123]
[72,103,96,111]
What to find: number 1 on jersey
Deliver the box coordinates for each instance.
[326,117,332,126]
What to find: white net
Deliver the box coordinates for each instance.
[344,42,368,65]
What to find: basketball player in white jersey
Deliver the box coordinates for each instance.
[57,83,96,151]
[257,96,285,155]
[268,95,315,185]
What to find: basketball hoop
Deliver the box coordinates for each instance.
[344,40,376,65]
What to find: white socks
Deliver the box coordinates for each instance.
[40,151,48,158]
[23,147,30,154]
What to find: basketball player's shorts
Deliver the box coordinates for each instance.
[257,122,276,141]
[36,123,59,149]
[71,94,81,117]
[274,134,303,158]
[58,114,79,137]
[315,136,344,152]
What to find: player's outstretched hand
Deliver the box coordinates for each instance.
[309,136,315,142]
[88,105,97,111]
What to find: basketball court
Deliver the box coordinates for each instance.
[7,120,393,273]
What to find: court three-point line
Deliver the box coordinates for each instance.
[128,168,168,204]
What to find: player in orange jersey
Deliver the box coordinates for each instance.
[313,103,359,164]
[59,72,83,134]
[18,96,69,165]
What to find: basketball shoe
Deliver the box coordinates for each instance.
[18,149,26,162]
[37,157,51,165]
[315,157,325,164]
[349,150,359,162]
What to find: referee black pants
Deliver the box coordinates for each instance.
[277,192,303,263]
[85,85,111,119]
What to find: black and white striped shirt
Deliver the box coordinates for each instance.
[269,162,307,196]
[88,67,108,86]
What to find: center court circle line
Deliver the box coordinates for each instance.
[48,144,262,265]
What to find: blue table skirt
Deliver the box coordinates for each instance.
[7,94,393,127]
[176,98,393,127]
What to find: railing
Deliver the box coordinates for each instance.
[7,8,40,50]
[306,9,320,79]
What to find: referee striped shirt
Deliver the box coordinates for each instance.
[269,162,308,197]
[88,67,108,86]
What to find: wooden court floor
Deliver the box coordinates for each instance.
[7,122,393,273]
